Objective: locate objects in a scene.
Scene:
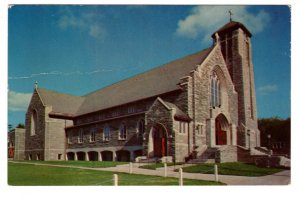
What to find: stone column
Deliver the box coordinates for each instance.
[85,152,89,161]
[206,119,215,147]
[130,151,134,161]
[74,152,78,161]
[113,151,117,161]
[98,152,102,161]
[231,124,237,146]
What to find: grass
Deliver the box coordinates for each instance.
[139,162,184,170]
[178,162,284,177]
[14,160,128,168]
[8,162,224,186]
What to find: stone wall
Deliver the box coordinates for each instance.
[14,128,25,160]
[67,113,146,151]
[25,89,46,160]
[145,98,175,158]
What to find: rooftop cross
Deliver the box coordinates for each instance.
[34,81,38,89]
[229,10,233,22]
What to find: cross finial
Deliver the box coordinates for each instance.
[229,10,233,22]
[34,81,38,89]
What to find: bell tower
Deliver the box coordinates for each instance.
[212,20,260,148]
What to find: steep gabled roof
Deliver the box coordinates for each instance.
[76,47,213,115]
[212,21,252,38]
[36,88,85,115]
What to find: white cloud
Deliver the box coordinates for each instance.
[176,5,271,42]
[57,7,106,40]
[8,90,32,112]
[258,85,278,95]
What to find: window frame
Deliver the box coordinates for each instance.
[90,129,96,143]
[78,129,84,144]
[103,125,110,142]
[118,123,127,140]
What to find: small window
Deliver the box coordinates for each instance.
[58,154,62,160]
[103,125,110,141]
[112,111,120,117]
[78,129,83,143]
[119,123,127,140]
[197,124,204,135]
[179,122,187,133]
[67,132,73,144]
[128,106,135,114]
[90,129,96,142]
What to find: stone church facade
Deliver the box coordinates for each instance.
[22,21,261,163]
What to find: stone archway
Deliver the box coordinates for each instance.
[215,114,230,145]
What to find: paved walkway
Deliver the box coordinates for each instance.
[9,161,290,185]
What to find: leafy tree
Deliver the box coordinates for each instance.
[258,117,290,155]
[16,123,25,128]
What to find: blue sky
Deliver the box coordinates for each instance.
[8,5,291,128]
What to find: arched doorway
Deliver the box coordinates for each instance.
[116,150,130,162]
[152,124,168,157]
[88,151,98,161]
[67,152,75,160]
[215,114,230,145]
[101,151,113,161]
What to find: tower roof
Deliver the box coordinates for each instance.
[212,21,252,38]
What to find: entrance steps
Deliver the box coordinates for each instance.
[187,147,218,164]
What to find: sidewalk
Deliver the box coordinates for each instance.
[9,161,290,185]
[102,163,291,185]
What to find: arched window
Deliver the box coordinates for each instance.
[103,125,110,141]
[119,123,127,140]
[211,72,221,108]
[30,109,38,136]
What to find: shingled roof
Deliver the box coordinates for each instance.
[36,47,213,117]
[36,88,85,116]
[76,47,213,115]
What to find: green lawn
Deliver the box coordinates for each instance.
[14,160,128,168]
[8,162,224,186]
[138,162,178,170]
[179,162,284,177]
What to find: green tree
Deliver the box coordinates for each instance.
[258,117,290,155]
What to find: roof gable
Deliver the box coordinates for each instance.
[36,88,85,115]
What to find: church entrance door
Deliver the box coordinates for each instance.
[215,114,229,145]
[153,124,168,157]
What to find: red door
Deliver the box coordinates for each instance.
[216,120,227,145]
[153,126,167,157]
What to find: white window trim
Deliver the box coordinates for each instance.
[90,129,96,143]
[118,123,127,140]
[78,129,83,144]
[103,126,110,142]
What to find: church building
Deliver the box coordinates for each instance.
[22,20,261,163]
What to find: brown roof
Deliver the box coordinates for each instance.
[212,21,252,38]
[36,47,213,117]
[76,47,212,115]
[36,88,85,115]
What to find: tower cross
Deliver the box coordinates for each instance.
[229,10,233,22]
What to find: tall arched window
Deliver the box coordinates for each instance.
[30,109,38,136]
[211,72,221,108]
[103,125,110,141]
[119,123,127,140]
